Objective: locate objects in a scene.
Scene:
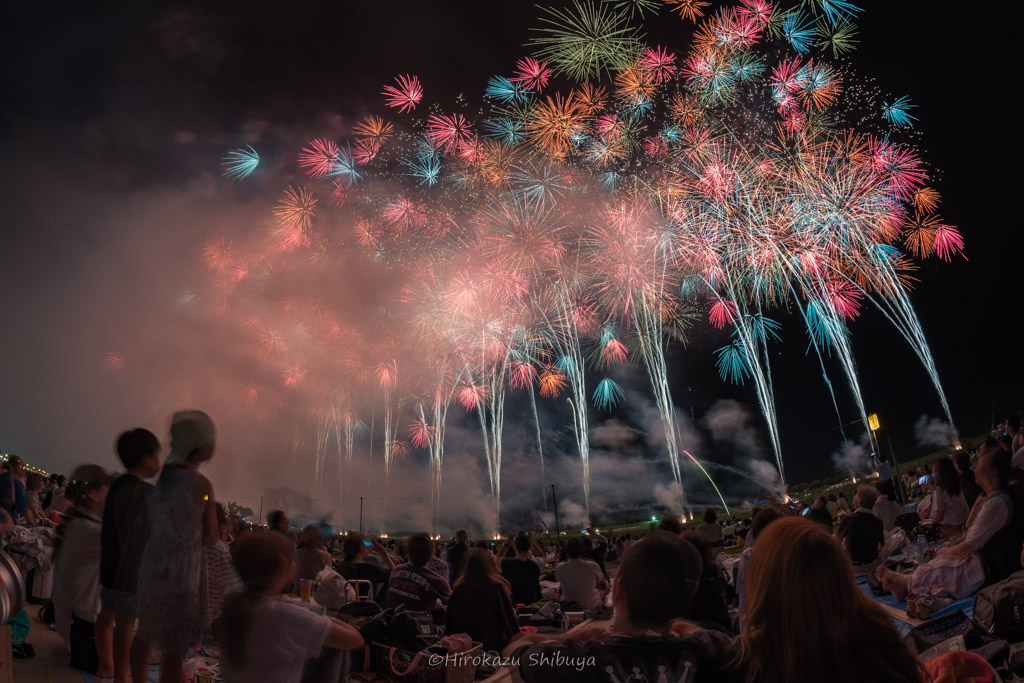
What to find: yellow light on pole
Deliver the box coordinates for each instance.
[868,413,880,431]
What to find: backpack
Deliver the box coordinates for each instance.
[973,569,1024,643]
[388,608,445,652]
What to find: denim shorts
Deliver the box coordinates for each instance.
[100,587,139,619]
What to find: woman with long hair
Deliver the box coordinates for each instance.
[929,456,969,540]
[740,517,921,683]
[446,548,518,651]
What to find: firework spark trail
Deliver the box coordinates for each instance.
[792,294,847,442]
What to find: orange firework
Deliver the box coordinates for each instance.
[572,83,607,115]
[526,92,590,158]
[663,0,709,23]
[913,187,941,213]
[669,93,702,126]
[352,114,394,143]
[614,63,657,105]
[903,211,940,259]
[202,237,235,272]
[538,366,568,398]
[274,186,317,230]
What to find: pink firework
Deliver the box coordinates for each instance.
[242,386,259,408]
[644,135,669,157]
[458,383,490,411]
[382,74,423,113]
[738,0,772,27]
[601,338,629,366]
[298,139,340,178]
[407,419,436,448]
[382,197,425,232]
[509,57,551,92]
[282,365,306,388]
[708,298,737,328]
[508,360,538,389]
[639,46,677,85]
[103,351,126,372]
[934,224,965,261]
[425,113,472,155]
[353,218,382,247]
[374,361,398,389]
[352,138,381,165]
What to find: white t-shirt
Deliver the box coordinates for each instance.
[965,490,1013,549]
[554,559,604,609]
[932,487,969,526]
[223,599,333,683]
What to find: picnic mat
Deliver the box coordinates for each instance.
[856,576,975,636]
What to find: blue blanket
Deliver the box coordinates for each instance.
[856,576,975,636]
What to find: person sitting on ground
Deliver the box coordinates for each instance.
[46,473,74,517]
[385,533,452,611]
[25,473,46,521]
[872,481,901,533]
[836,492,852,517]
[659,517,683,535]
[955,451,983,510]
[40,473,59,511]
[220,530,363,683]
[267,510,291,538]
[294,526,332,593]
[836,486,885,590]
[335,534,394,601]
[426,542,449,579]
[680,531,732,633]
[805,496,833,530]
[927,456,969,540]
[53,465,113,676]
[723,518,736,545]
[499,533,543,606]
[586,530,610,579]
[697,509,724,557]
[446,528,471,583]
[735,509,781,634]
[741,517,921,683]
[826,494,839,521]
[506,532,739,683]
[0,456,35,524]
[555,537,607,610]
[446,548,518,652]
[206,503,242,632]
[878,447,1024,601]
[96,427,163,683]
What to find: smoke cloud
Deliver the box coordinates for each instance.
[914,414,958,449]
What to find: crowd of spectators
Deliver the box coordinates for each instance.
[3,413,1024,683]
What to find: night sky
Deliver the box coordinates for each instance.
[0,1,1016,526]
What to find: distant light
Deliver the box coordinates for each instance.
[651,516,656,522]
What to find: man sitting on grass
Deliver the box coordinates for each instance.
[505,532,738,683]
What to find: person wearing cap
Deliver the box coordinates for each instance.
[0,455,36,524]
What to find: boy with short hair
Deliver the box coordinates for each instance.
[95,428,162,683]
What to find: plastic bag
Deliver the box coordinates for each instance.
[313,566,356,609]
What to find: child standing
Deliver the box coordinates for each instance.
[95,428,162,683]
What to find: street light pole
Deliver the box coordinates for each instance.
[359,496,364,534]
